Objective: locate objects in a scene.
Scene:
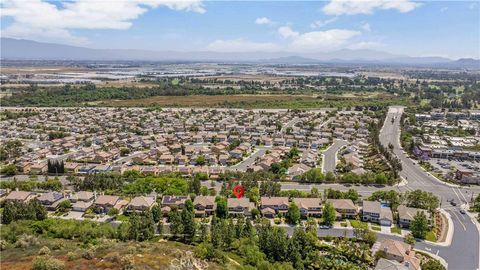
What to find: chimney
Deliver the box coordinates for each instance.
[383,247,388,253]
[404,261,410,268]
[94,190,97,200]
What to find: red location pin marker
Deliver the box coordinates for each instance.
[232,185,245,199]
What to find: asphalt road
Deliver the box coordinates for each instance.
[380,106,480,270]
[322,139,348,173]
[228,147,269,172]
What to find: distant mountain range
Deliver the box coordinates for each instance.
[1,38,479,68]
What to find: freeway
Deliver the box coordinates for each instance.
[380,106,480,270]
[322,139,348,174]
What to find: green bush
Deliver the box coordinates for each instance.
[32,255,65,270]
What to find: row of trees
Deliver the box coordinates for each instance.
[368,189,439,212]
[47,159,65,174]
[1,199,47,224]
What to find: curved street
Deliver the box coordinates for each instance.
[380,106,480,270]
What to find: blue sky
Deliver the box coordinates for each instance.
[1,0,479,59]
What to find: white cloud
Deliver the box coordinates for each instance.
[310,17,337,29]
[0,0,205,44]
[440,7,448,13]
[206,39,280,52]
[348,41,383,49]
[322,0,421,15]
[361,22,371,32]
[289,29,361,51]
[469,2,478,10]
[278,26,299,38]
[255,17,272,25]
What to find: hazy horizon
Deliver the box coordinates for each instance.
[1,0,479,59]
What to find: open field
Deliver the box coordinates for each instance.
[102,93,406,108]
[102,94,314,107]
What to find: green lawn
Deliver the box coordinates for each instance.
[391,227,402,234]
[350,220,368,229]
[116,214,130,222]
[426,231,437,242]
[340,222,348,227]
[371,226,381,231]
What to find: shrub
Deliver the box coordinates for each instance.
[121,254,135,270]
[15,234,39,249]
[66,252,76,261]
[38,246,51,255]
[82,248,95,260]
[0,240,7,251]
[32,255,65,270]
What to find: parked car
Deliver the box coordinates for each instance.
[319,225,331,229]
[450,201,457,206]
[460,209,466,215]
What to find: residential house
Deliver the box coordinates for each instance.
[193,196,217,217]
[397,205,431,228]
[374,239,420,270]
[260,197,289,218]
[127,196,156,212]
[94,195,122,214]
[374,258,409,270]
[327,199,358,219]
[362,201,393,226]
[293,198,322,218]
[161,195,188,215]
[228,198,254,218]
[5,190,36,203]
[70,191,95,212]
[38,191,66,211]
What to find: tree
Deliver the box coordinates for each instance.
[151,204,162,223]
[325,172,336,182]
[168,208,183,238]
[404,233,416,246]
[57,200,72,213]
[421,259,446,270]
[353,228,377,246]
[107,208,119,216]
[120,148,130,157]
[128,210,155,241]
[182,200,196,243]
[215,198,228,218]
[246,187,260,204]
[322,202,336,226]
[1,164,16,176]
[410,211,429,239]
[406,189,439,211]
[287,202,300,225]
[189,175,201,195]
